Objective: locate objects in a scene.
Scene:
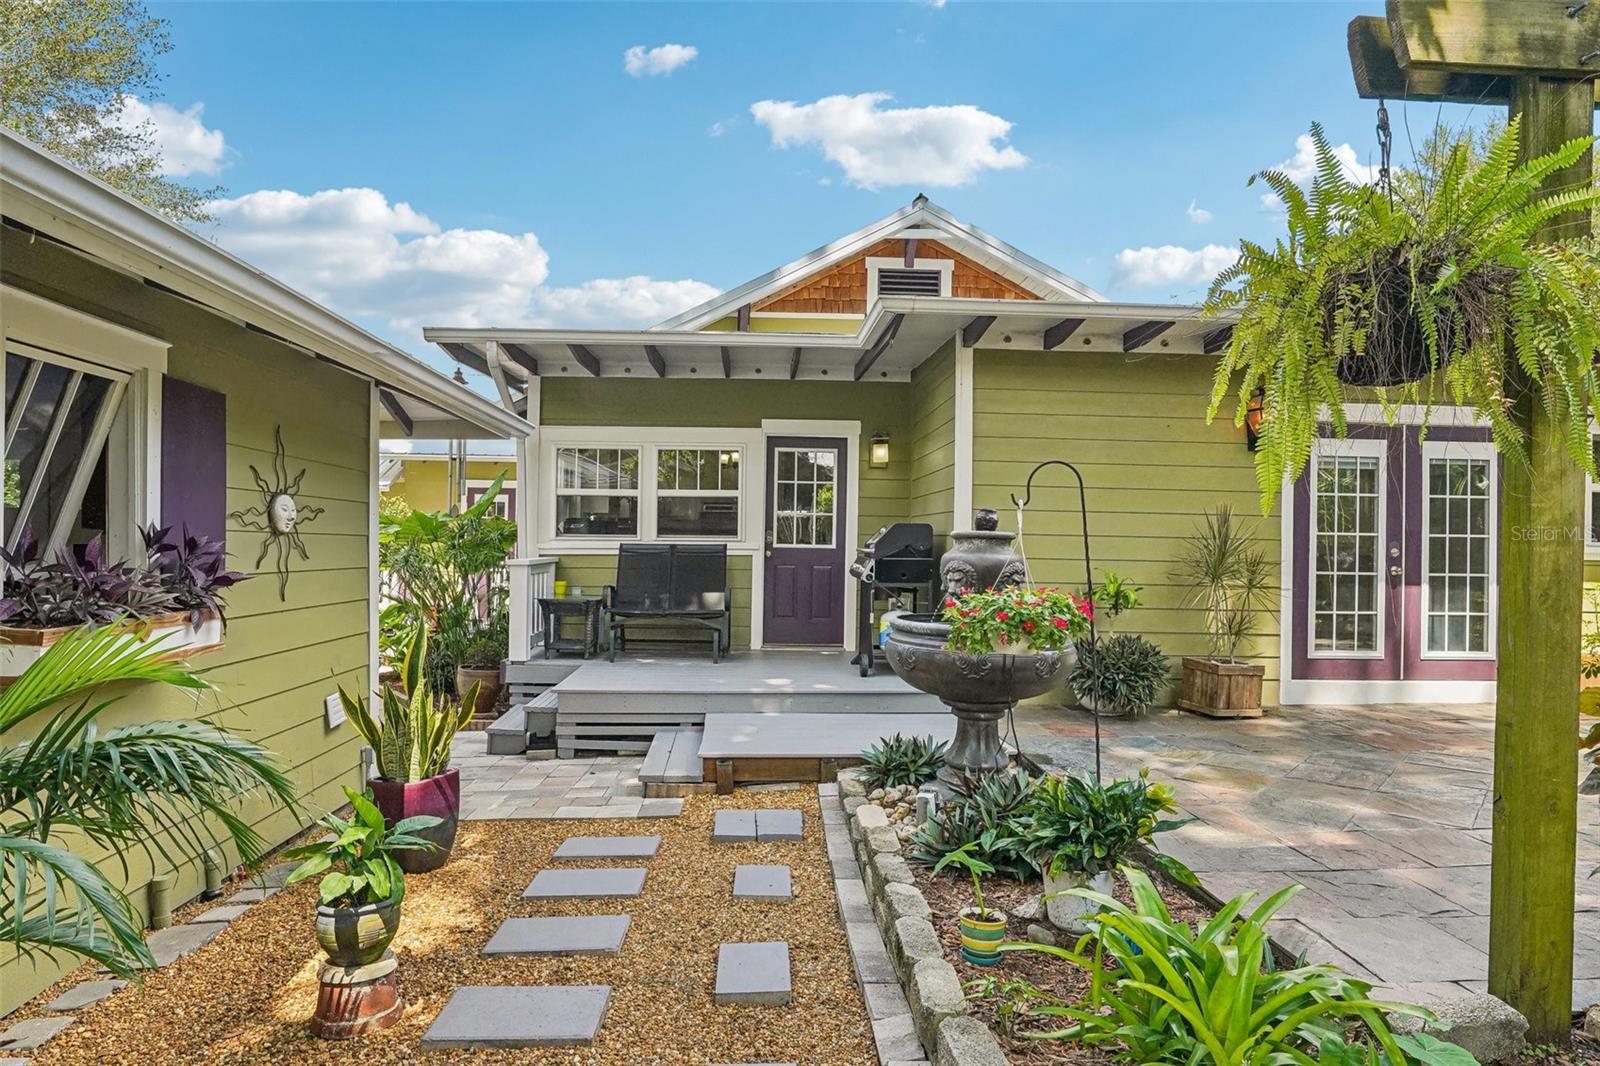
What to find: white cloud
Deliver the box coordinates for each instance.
[1185,199,1212,224]
[1275,133,1378,186]
[707,119,731,138]
[110,95,228,177]
[749,92,1027,189]
[530,276,720,329]
[624,43,697,77]
[1260,192,1285,212]
[1111,244,1238,289]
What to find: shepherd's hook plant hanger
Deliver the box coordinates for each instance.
[1011,459,1102,783]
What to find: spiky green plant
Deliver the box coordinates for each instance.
[340,625,475,783]
[858,733,947,790]
[1205,119,1600,510]
[908,770,1038,880]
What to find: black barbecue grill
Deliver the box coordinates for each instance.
[849,522,936,676]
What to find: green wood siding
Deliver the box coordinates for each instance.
[971,349,1282,704]
[1,232,369,1011]
[909,338,957,550]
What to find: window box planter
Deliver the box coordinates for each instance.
[0,610,223,681]
[1176,657,1263,719]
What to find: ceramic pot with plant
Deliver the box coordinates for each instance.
[281,787,440,967]
[1069,634,1169,718]
[340,626,474,873]
[454,610,508,719]
[933,843,1007,967]
[1019,772,1193,933]
[1171,506,1274,719]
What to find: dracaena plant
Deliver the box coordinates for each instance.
[141,525,250,628]
[1013,772,1194,885]
[1205,119,1600,509]
[338,624,474,783]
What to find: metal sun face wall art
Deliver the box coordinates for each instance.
[229,426,324,600]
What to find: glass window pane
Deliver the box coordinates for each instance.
[719,451,740,490]
[555,494,637,536]
[658,495,738,537]
[657,449,678,490]
[778,450,795,479]
[5,358,115,549]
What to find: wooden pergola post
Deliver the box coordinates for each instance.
[1350,0,1597,1041]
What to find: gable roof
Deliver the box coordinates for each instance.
[651,195,1105,331]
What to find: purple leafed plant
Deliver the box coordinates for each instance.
[0,531,175,627]
[142,525,251,628]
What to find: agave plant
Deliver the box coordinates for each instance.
[859,733,948,790]
[340,625,474,783]
[0,625,299,979]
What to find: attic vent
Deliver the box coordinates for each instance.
[875,268,945,296]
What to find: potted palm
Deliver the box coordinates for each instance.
[1016,773,1192,933]
[932,842,1007,967]
[1172,506,1274,718]
[281,787,440,966]
[338,626,474,872]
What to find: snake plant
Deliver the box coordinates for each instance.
[340,625,475,782]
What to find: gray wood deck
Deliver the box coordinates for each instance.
[697,712,954,759]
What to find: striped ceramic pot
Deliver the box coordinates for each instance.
[957,907,1009,967]
[316,896,401,968]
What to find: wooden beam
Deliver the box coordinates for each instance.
[736,303,752,331]
[644,345,667,378]
[440,342,491,376]
[1042,318,1086,350]
[720,345,732,379]
[788,347,801,380]
[1348,15,1600,107]
[567,344,601,377]
[1202,326,1234,356]
[853,313,905,381]
[376,388,413,436]
[961,315,996,348]
[499,341,539,377]
[1123,320,1174,352]
[1388,0,1600,78]
[903,238,918,267]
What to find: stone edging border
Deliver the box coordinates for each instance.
[837,770,1008,1066]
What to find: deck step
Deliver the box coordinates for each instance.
[485,703,529,755]
[640,728,705,784]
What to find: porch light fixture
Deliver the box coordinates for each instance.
[1245,389,1265,452]
[869,434,891,468]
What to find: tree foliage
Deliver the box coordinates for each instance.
[0,0,219,222]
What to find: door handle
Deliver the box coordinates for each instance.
[764,530,774,558]
[1389,565,1403,579]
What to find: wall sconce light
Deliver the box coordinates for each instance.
[869,434,891,468]
[1245,388,1265,452]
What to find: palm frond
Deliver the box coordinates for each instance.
[0,834,156,980]
[0,624,209,735]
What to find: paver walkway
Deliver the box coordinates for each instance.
[452,732,682,820]
[1016,701,1600,1009]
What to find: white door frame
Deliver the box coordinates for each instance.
[754,418,861,651]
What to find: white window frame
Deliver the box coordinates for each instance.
[866,257,954,305]
[536,427,761,552]
[1587,430,1600,562]
[655,447,742,540]
[769,445,839,549]
[1419,439,1498,661]
[553,445,642,542]
[1307,437,1389,660]
[1,285,168,560]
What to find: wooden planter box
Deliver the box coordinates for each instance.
[1176,656,1265,719]
[0,610,224,682]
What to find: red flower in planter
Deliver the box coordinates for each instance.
[1023,621,1035,632]
[995,611,1009,622]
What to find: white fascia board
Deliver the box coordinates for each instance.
[1,128,528,440]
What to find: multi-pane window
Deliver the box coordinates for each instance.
[772,447,836,548]
[555,447,638,536]
[1312,453,1382,653]
[657,448,739,537]
[4,349,127,554]
[1425,454,1492,654]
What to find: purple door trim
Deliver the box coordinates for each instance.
[763,436,847,645]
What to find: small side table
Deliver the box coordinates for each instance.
[538,596,604,659]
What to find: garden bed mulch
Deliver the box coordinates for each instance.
[16,789,876,1066]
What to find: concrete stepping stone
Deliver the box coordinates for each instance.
[733,865,793,902]
[0,1016,74,1052]
[229,885,279,903]
[421,985,611,1048]
[715,942,792,1005]
[553,835,660,860]
[638,797,684,818]
[713,810,756,842]
[523,867,647,899]
[192,904,251,924]
[483,916,631,956]
[44,979,126,1011]
[98,922,221,971]
[755,809,803,842]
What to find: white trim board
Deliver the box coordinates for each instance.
[954,335,974,525]
[1280,678,1495,705]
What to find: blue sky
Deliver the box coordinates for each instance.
[138,1,1496,373]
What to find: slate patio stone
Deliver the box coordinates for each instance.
[713,809,757,842]
[483,915,630,956]
[192,904,252,924]
[523,867,647,899]
[0,1015,75,1051]
[1296,916,1489,983]
[421,985,612,1048]
[755,809,803,842]
[733,865,793,902]
[715,942,792,1005]
[44,979,127,1011]
[138,922,222,967]
[552,835,661,860]
[228,886,279,903]
[638,797,685,818]
[1298,870,1468,919]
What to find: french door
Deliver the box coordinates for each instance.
[1291,426,1498,685]
[762,436,847,645]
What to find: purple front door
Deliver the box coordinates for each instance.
[1291,423,1498,686]
[763,436,847,645]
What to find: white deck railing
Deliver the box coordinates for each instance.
[506,556,559,663]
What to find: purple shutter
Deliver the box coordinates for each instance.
[161,377,227,546]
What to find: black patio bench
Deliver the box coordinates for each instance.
[603,543,732,663]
